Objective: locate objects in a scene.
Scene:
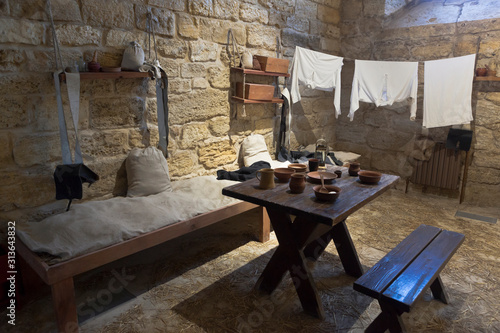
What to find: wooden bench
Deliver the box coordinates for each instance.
[353,224,465,333]
[17,201,269,333]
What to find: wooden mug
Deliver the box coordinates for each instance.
[256,168,275,189]
[308,158,319,172]
[349,162,360,176]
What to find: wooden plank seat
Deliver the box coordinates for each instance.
[16,201,270,333]
[353,224,465,333]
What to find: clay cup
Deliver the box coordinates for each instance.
[256,168,275,189]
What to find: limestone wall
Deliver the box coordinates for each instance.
[0,0,341,216]
[339,0,500,206]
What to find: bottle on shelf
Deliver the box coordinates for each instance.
[77,57,87,72]
[88,51,101,72]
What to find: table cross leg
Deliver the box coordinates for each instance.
[255,208,327,318]
[303,219,363,278]
[330,220,363,278]
[303,226,335,261]
[288,249,325,319]
[255,246,290,294]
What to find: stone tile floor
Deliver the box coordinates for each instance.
[2,188,499,332]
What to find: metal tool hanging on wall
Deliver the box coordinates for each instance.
[141,11,169,157]
[274,35,289,158]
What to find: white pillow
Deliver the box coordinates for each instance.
[238,134,273,167]
[126,147,172,197]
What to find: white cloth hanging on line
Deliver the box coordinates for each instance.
[53,73,82,164]
[290,46,344,117]
[349,60,418,121]
[423,54,475,129]
[53,72,72,164]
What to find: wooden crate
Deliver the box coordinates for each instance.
[254,56,289,74]
[236,82,275,100]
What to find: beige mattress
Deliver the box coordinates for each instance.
[17,176,240,261]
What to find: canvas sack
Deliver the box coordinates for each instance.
[126,146,172,197]
[121,41,145,71]
[238,134,273,167]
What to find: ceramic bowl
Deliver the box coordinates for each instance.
[288,163,307,173]
[313,185,341,202]
[274,167,295,182]
[476,68,487,76]
[307,171,337,184]
[358,170,382,184]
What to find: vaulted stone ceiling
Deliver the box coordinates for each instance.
[385,0,500,28]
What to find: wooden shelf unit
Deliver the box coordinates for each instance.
[230,67,290,78]
[59,71,154,82]
[231,96,285,104]
[474,76,500,81]
[230,67,289,106]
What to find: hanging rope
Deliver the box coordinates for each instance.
[146,12,159,64]
[46,0,63,71]
[227,28,242,68]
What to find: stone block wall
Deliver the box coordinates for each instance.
[339,0,500,206]
[0,0,342,217]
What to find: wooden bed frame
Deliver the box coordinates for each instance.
[16,201,270,333]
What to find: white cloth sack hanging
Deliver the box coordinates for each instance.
[121,41,145,71]
[53,71,83,164]
[423,54,476,128]
[64,72,82,163]
[290,46,344,117]
[53,71,99,209]
[349,60,418,121]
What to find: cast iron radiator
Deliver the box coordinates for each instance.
[409,142,462,190]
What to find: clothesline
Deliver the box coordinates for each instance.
[286,46,476,130]
[323,54,478,66]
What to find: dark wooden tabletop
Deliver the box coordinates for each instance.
[222,168,400,226]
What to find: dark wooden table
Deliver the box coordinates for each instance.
[222,168,400,319]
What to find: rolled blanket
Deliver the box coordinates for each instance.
[216,161,271,181]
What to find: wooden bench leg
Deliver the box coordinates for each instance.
[17,252,49,305]
[365,312,388,333]
[366,301,406,333]
[430,275,448,304]
[257,206,270,243]
[51,278,79,333]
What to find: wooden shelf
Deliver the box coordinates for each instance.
[231,96,284,104]
[474,76,500,81]
[59,71,153,82]
[230,66,288,114]
[230,67,290,78]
